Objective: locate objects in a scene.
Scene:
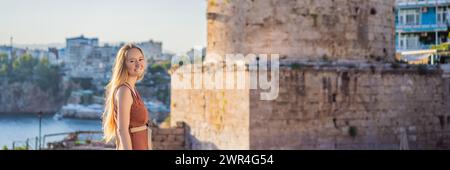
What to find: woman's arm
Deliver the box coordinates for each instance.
[115,86,134,150]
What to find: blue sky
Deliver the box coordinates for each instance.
[0,0,207,53]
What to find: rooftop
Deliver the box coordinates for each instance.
[66,35,98,41]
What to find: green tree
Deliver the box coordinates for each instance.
[142,61,171,105]
[6,54,62,95]
[34,59,61,94]
[0,53,8,77]
[11,54,37,82]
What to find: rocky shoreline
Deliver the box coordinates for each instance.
[57,104,103,120]
[0,82,65,114]
[56,101,170,122]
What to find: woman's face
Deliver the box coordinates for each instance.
[125,48,146,78]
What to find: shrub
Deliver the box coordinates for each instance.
[290,63,301,70]
[348,126,358,138]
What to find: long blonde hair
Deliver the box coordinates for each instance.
[102,43,145,143]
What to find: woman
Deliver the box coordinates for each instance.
[102,43,151,150]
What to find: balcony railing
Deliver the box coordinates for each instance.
[396,24,448,32]
[397,0,450,9]
[396,44,434,52]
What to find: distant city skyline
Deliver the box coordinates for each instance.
[0,0,207,54]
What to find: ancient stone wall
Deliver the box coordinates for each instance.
[170,67,250,150]
[250,64,450,149]
[152,122,189,150]
[170,63,450,150]
[169,0,450,150]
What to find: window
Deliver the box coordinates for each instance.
[406,35,420,49]
[399,34,420,50]
[437,7,447,24]
[399,9,420,25]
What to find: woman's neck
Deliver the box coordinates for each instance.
[126,77,137,89]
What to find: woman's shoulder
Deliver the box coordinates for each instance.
[115,85,133,99]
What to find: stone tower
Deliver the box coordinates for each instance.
[207,0,396,63]
[170,0,450,150]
